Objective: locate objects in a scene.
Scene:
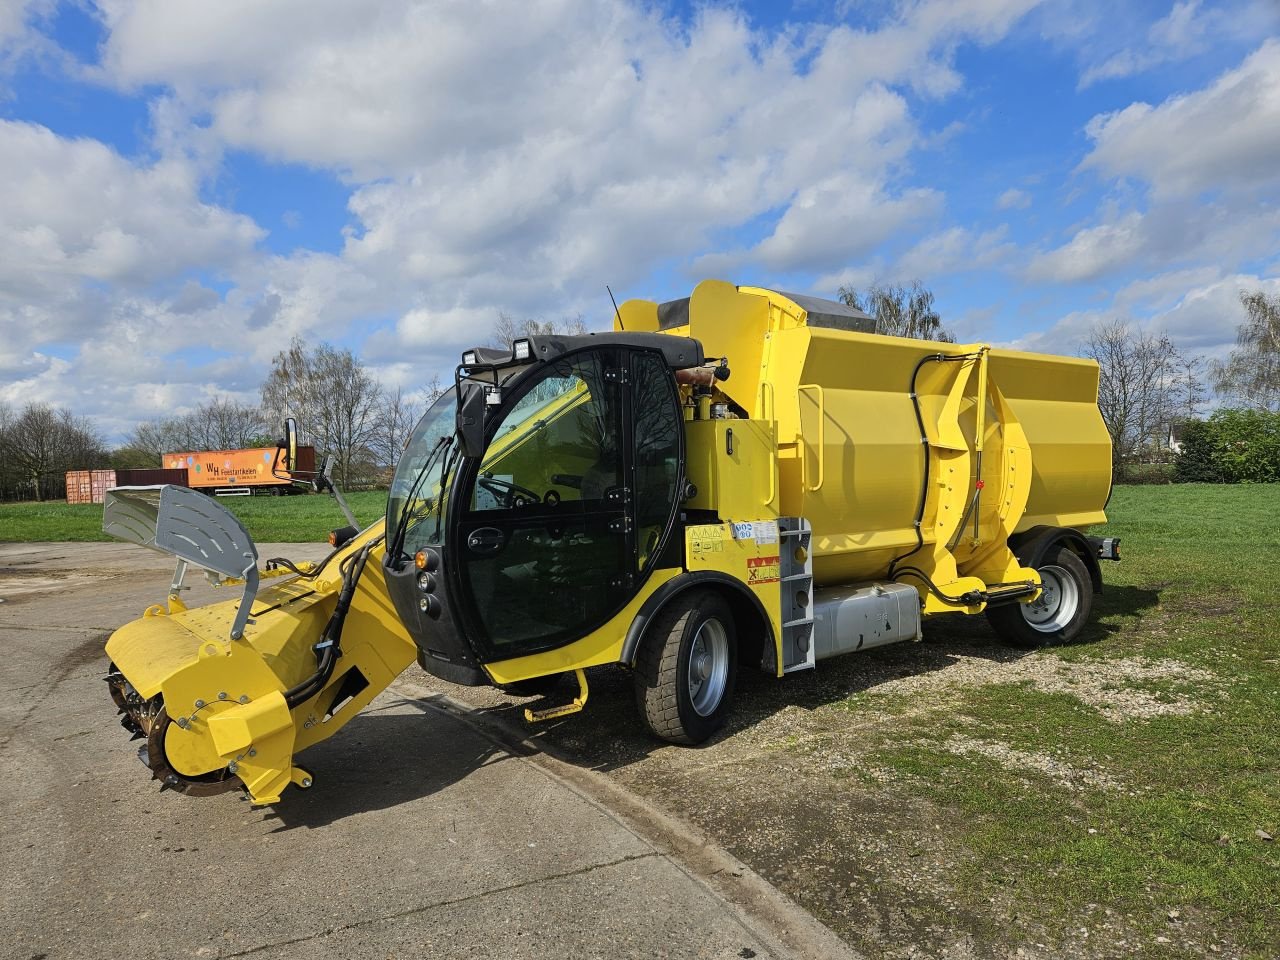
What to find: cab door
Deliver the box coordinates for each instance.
[454,346,683,661]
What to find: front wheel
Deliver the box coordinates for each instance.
[634,590,737,744]
[986,545,1093,648]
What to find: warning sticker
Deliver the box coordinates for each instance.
[688,524,726,555]
[746,555,781,585]
[731,520,780,546]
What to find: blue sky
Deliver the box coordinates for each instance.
[1,0,1277,441]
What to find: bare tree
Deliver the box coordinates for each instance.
[487,312,588,349]
[1084,320,1182,478]
[372,376,445,470]
[838,281,954,342]
[126,398,267,457]
[1175,353,1208,422]
[1211,289,1280,411]
[261,339,383,487]
[0,403,106,500]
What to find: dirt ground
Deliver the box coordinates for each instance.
[403,618,1238,960]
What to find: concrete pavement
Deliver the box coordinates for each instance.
[0,542,857,960]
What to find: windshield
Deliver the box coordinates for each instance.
[386,390,459,560]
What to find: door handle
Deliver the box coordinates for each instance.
[466,527,505,555]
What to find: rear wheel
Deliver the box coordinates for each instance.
[633,590,737,744]
[986,545,1092,648]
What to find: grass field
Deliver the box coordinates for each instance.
[844,484,1280,957]
[0,489,389,542]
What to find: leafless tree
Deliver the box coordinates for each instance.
[0,403,106,501]
[125,398,267,459]
[261,339,383,487]
[1175,353,1208,422]
[1084,320,1182,478]
[372,376,445,470]
[838,281,954,342]
[1211,289,1280,412]
[487,312,588,349]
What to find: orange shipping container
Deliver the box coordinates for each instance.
[163,446,316,489]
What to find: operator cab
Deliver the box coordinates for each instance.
[384,334,702,684]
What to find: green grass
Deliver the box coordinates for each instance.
[859,484,1280,956]
[0,490,389,542]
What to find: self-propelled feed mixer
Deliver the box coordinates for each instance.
[104,280,1118,804]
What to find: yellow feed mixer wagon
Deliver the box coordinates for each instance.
[103,280,1118,804]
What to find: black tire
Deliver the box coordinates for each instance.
[633,590,737,744]
[986,544,1093,648]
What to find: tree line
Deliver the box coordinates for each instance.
[1083,289,1279,482]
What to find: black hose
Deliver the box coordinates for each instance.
[888,352,982,579]
[283,542,375,709]
[893,565,1035,607]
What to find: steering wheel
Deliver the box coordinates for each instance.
[478,475,543,508]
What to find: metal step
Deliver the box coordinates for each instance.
[777,517,815,673]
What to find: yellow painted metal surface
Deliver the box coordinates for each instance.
[684,419,779,520]
[684,521,786,675]
[105,522,418,804]
[623,280,1111,613]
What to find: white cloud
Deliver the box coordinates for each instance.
[0,120,262,295]
[3,0,1052,439]
[0,0,54,75]
[1025,212,1147,283]
[1078,0,1280,88]
[996,187,1030,210]
[1082,39,1280,199]
[1008,271,1280,357]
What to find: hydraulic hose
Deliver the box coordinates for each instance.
[888,352,982,579]
[283,541,376,709]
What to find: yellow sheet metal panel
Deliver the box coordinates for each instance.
[677,283,1110,598]
[684,419,779,520]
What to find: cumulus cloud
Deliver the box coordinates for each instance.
[1082,39,1280,200]
[996,187,1030,210]
[0,120,262,296]
[1009,271,1280,357]
[1078,0,1279,88]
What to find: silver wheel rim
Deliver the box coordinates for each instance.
[687,618,729,717]
[1022,565,1080,633]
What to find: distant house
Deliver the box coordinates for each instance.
[1168,422,1186,455]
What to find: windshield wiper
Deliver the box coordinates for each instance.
[389,434,453,563]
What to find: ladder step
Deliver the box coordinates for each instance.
[782,617,813,629]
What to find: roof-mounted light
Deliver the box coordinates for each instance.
[512,338,532,361]
[461,350,478,366]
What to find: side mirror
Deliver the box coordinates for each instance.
[456,383,486,458]
[281,417,298,472]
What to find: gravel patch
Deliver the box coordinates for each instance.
[942,734,1123,791]
[867,653,1217,721]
